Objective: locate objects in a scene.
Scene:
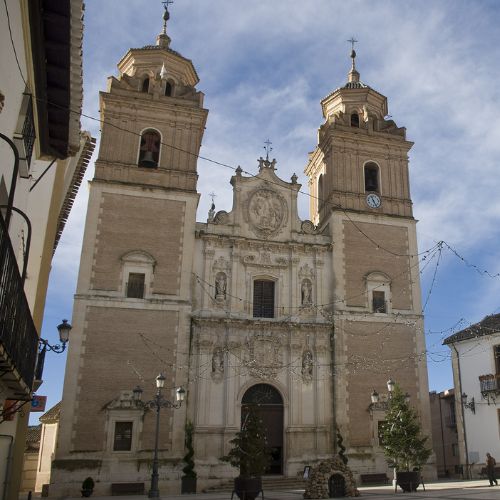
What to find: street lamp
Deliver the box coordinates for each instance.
[134,374,185,498]
[35,319,72,383]
[461,393,476,414]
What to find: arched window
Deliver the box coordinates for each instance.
[141,78,150,93]
[351,113,360,127]
[138,129,160,168]
[164,81,173,96]
[364,162,379,192]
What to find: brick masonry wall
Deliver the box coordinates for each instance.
[343,220,412,310]
[91,193,185,295]
[72,307,178,451]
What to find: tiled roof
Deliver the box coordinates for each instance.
[26,425,42,449]
[40,401,61,423]
[443,313,500,345]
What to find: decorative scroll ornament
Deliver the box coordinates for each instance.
[299,263,315,280]
[301,220,316,234]
[246,188,287,239]
[244,332,282,380]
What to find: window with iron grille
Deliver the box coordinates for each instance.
[495,345,500,375]
[253,280,275,318]
[372,291,386,313]
[13,93,36,177]
[113,421,133,451]
[126,273,145,298]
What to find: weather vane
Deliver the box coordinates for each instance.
[209,192,217,206]
[263,139,273,161]
[161,0,173,33]
[162,0,174,9]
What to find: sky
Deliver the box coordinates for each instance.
[34,0,500,422]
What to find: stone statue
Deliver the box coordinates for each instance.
[302,350,313,381]
[212,347,224,374]
[301,279,312,305]
[215,272,226,300]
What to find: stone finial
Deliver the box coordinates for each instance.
[160,62,167,80]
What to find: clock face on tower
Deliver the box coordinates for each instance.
[366,193,381,208]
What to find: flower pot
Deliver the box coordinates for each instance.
[233,476,262,500]
[396,471,421,492]
[181,476,197,494]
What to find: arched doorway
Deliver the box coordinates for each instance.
[242,384,284,475]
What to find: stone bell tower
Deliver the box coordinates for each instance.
[305,47,435,476]
[53,6,208,495]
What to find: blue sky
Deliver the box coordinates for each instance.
[33,0,500,422]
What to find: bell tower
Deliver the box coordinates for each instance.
[305,48,435,476]
[54,5,208,494]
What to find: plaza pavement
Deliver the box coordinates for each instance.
[51,479,500,500]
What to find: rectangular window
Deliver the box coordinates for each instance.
[451,443,458,457]
[253,280,275,318]
[494,345,500,375]
[127,273,145,298]
[377,420,387,446]
[372,291,386,313]
[113,421,133,451]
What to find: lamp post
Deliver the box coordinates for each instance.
[133,374,186,498]
[35,319,72,382]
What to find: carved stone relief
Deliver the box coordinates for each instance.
[245,188,288,239]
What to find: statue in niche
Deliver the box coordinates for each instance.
[301,279,312,305]
[212,347,224,374]
[215,272,227,301]
[302,350,313,382]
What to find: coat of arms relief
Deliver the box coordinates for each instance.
[243,332,282,380]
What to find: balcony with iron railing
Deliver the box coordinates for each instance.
[479,373,500,395]
[0,213,39,400]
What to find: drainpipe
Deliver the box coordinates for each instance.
[452,344,469,479]
[0,434,14,500]
[330,319,337,454]
[438,393,446,476]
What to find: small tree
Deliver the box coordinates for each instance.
[221,404,271,478]
[182,420,196,478]
[381,385,431,471]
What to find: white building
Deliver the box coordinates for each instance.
[0,1,94,498]
[443,313,500,477]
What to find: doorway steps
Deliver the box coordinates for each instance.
[203,476,307,493]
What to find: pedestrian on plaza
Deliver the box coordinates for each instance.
[486,452,498,486]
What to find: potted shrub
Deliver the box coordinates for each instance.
[221,403,271,500]
[181,420,197,494]
[381,385,432,492]
[81,477,94,497]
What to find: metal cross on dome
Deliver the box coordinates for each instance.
[347,37,358,51]
[263,139,273,161]
[162,0,174,9]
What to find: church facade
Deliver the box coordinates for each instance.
[52,12,435,496]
